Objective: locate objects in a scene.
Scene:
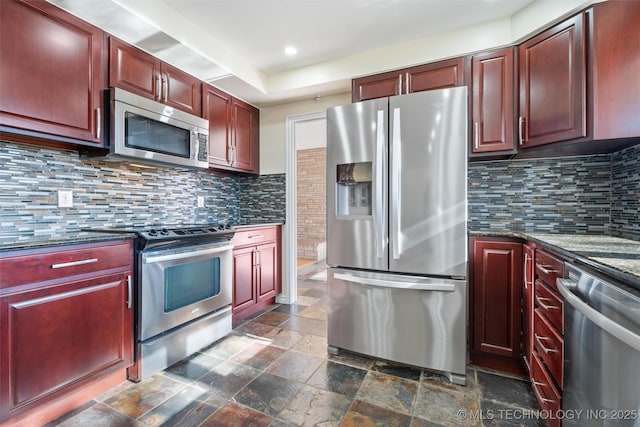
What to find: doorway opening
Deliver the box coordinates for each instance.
[283,111,326,304]
[295,118,327,272]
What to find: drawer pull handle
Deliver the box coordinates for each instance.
[248,234,264,239]
[537,264,558,275]
[535,295,561,311]
[532,380,556,404]
[534,334,558,354]
[51,258,98,269]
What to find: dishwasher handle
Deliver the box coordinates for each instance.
[557,278,640,352]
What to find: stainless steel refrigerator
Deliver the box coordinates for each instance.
[326,87,468,385]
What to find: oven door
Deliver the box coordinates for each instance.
[139,241,233,341]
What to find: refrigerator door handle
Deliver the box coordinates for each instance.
[334,272,455,292]
[373,109,386,259]
[391,107,402,260]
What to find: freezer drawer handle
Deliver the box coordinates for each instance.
[557,278,640,352]
[334,272,455,292]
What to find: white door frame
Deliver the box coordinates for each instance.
[278,110,327,305]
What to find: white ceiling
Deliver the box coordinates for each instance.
[49,0,593,107]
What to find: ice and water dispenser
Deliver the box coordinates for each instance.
[336,162,372,217]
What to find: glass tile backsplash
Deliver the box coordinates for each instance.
[0,141,284,238]
[1,141,638,240]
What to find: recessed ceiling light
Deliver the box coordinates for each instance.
[284,46,297,56]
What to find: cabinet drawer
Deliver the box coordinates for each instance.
[533,309,563,388]
[534,280,564,334]
[0,241,133,289]
[535,250,564,292]
[531,352,561,427]
[232,226,279,247]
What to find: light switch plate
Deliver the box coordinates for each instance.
[197,195,205,208]
[58,189,73,208]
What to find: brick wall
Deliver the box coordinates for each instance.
[296,148,326,260]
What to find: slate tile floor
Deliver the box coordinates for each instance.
[47,263,542,427]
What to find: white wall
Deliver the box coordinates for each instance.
[260,92,350,174]
[295,119,326,151]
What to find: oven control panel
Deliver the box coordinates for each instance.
[139,224,235,240]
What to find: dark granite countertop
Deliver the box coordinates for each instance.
[0,231,136,253]
[0,221,284,253]
[234,222,284,229]
[470,230,640,289]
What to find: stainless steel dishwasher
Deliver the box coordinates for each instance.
[557,264,640,426]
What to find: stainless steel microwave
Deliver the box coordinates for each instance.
[105,87,209,169]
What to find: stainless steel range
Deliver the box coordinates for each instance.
[89,224,235,381]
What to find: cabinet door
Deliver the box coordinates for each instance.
[231,98,259,173]
[518,14,586,148]
[232,246,256,312]
[471,48,515,154]
[256,242,278,302]
[352,70,402,102]
[406,57,465,93]
[523,244,535,372]
[161,63,202,116]
[472,239,523,359]
[0,273,132,420]
[109,37,161,101]
[203,84,232,168]
[0,0,103,144]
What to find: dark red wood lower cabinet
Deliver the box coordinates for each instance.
[231,226,281,322]
[470,237,524,374]
[0,240,133,424]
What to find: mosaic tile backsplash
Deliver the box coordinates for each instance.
[611,144,640,240]
[468,154,612,234]
[0,141,285,238]
[1,140,638,240]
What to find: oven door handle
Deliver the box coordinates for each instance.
[143,244,233,264]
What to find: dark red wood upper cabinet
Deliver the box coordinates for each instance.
[406,57,465,93]
[471,48,516,155]
[0,0,103,145]
[203,83,259,174]
[352,70,402,102]
[470,238,523,371]
[109,37,201,116]
[352,58,465,102]
[161,62,202,116]
[518,13,586,148]
[231,98,260,174]
[203,84,232,167]
[109,37,161,100]
[588,0,640,140]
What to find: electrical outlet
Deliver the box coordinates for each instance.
[58,189,73,208]
[197,196,205,208]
